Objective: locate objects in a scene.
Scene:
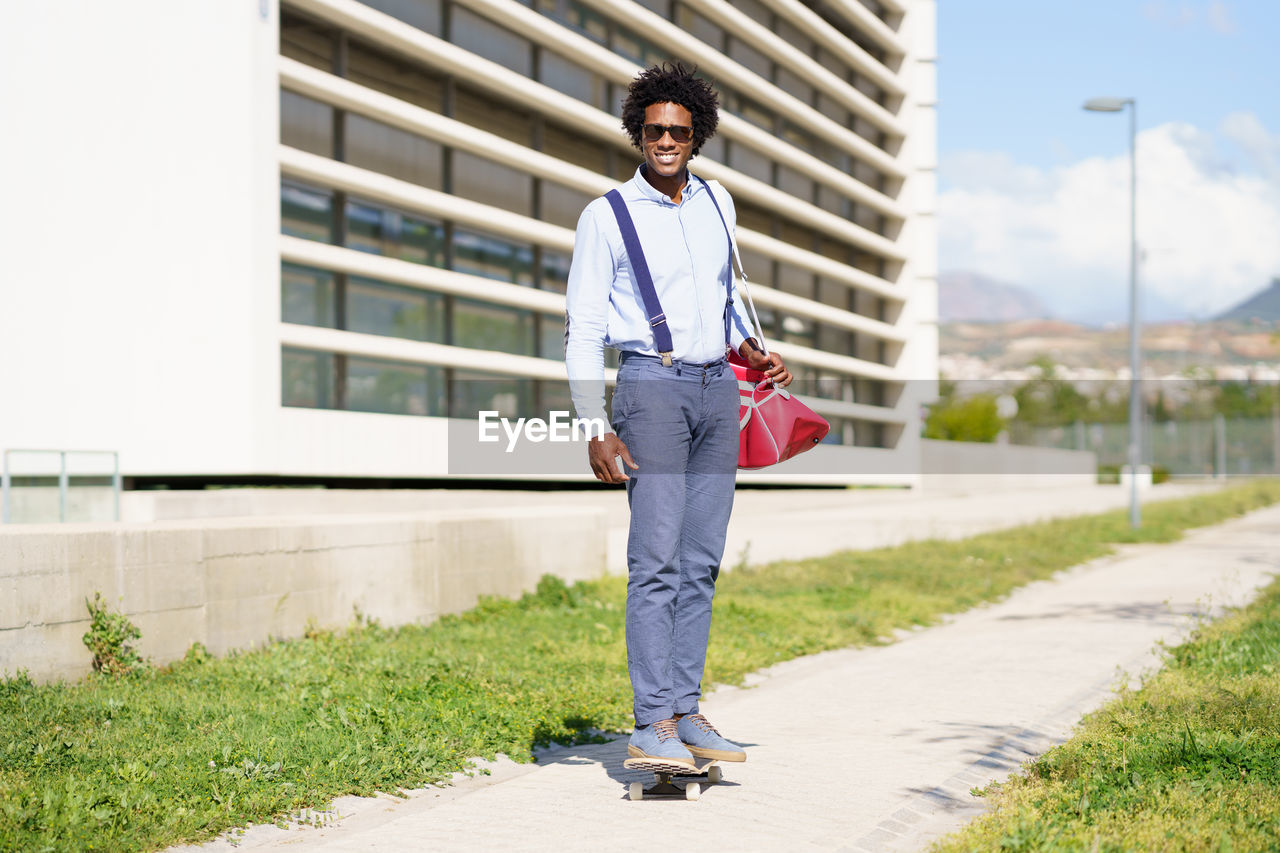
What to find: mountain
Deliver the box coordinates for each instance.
[937,271,1049,323]
[1215,278,1280,322]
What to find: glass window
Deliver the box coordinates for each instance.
[346,114,443,189]
[453,298,535,355]
[853,74,885,107]
[730,90,774,136]
[565,0,609,44]
[543,121,608,173]
[454,85,532,145]
[777,165,814,202]
[813,369,848,402]
[698,135,726,163]
[727,36,772,79]
[538,379,574,414]
[777,263,814,299]
[282,264,336,328]
[450,371,534,419]
[347,41,444,112]
[817,277,854,311]
[776,17,814,56]
[853,204,884,234]
[612,27,668,67]
[816,324,853,357]
[775,67,814,106]
[541,182,594,230]
[539,50,607,109]
[280,91,333,157]
[452,229,535,286]
[280,11,333,71]
[728,143,772,184]
[347,277,445,343]
[345,199,445,266]
[361,0,443,36]
[816,185,848,217]
[779,220,815,251]
[540,249,571,293]
[674,5,724,47]
[819,237,857,268]
[851,157,882,192]
[347,357,443,416]
[540,314,567,361]
[452,150,532,215]
[281,182,333,242]
[740,249,772,282]
[738,199,775,235]
[451,6,532,76]
[282,348,334,409]
[780,119,814,155]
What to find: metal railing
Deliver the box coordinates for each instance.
[1,449,121,524]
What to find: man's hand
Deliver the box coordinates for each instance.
[588,433,638,483]
[739,339,792,387]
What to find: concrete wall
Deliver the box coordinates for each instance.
[920,439,1096,490]
[0,506,606,683]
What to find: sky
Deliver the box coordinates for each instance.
[936,0,1280,325]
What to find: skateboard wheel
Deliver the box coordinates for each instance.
[629,782,644,801]
[707,766,722,784]
[685,783,700,801]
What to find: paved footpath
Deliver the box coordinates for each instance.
[177,499,1280,853]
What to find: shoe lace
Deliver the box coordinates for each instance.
[682,714,719,735]
[652,718,680,742]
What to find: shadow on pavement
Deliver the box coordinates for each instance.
[534,736,749,799]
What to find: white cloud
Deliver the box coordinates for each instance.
[1141,0,1236,33]
[938,115,1280,324]
[1206,0,1238,34]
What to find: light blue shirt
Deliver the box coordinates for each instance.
[565,166,753,430]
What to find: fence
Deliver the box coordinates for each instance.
[1011,415,1280,478]
[1,449,121,524]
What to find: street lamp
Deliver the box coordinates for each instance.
[1084,96,1141,529]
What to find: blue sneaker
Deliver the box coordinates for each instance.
[676,713,746,762]
[624,718,696,773]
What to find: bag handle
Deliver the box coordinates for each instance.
[698,177,770,357]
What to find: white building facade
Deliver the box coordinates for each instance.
[0,0,937,485]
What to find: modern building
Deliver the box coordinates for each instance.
[1,0,937,488]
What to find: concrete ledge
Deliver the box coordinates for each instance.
[0,507,606,683]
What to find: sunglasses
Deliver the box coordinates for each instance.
[642,123,694,143]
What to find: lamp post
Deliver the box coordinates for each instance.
[1083,96,1140,529]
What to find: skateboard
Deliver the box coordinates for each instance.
[622,756,723,801]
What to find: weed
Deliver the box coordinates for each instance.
[81,592,147,677]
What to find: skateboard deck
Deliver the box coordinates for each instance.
[622,756,723,801]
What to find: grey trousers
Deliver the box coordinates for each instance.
[612,352,739,726]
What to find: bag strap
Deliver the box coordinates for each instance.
[604,189,674,366]
[697,176,770,357]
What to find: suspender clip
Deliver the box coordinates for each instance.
[660,352,674,367]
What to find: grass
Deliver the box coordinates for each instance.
[1,480,1278,851]
[931,557,1280,852]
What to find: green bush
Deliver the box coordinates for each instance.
[924,393,1005,443]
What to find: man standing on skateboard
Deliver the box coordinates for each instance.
[565,63,790,772]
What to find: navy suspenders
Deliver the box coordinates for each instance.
[604,176,734,367]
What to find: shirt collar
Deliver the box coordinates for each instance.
[630,164,705,203]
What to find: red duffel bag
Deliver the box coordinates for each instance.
[730,351,829,469]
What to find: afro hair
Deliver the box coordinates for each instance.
[620,62,720,157]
